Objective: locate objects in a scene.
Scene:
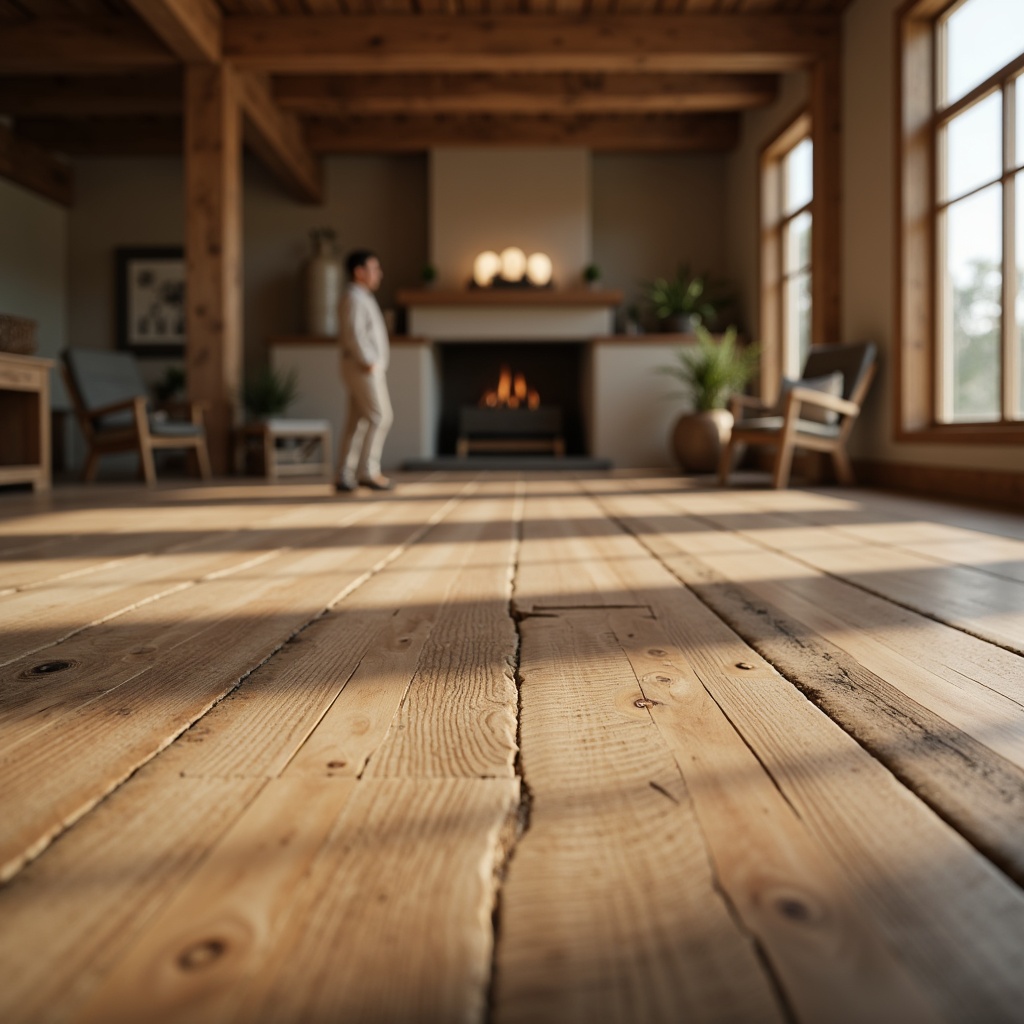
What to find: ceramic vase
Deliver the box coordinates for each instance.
[304,230,342,337]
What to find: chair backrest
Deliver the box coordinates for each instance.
[64,349,148,412]
[802,342,877,404]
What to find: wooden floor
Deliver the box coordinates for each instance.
[1,471,1024,1023]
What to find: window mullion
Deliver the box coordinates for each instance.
[1006,83,1021,420]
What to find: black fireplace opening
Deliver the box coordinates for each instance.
[436,342,588,457]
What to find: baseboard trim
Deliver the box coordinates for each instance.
[853,459,1024,509]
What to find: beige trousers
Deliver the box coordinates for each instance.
[337,362,393,483]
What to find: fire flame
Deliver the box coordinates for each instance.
[481,365,541,409]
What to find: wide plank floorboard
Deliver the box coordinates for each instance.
[0,473,1023,1022]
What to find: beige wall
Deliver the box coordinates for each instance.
[0,177,68,404]
[430,147,590,290]
[66,154,428,379]
[592,153,731,322]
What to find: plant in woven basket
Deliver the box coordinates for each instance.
[242,365,299,419]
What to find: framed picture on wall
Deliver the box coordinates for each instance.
[116,247,186,356]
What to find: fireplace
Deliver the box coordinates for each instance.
[436,342,588,457]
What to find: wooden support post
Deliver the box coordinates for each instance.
[184,64,241,476]
[811,38,842,347]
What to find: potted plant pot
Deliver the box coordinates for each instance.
[658,325,759,476]
[672,409,735,473]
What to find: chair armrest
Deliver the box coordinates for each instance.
[729,393,770,417]
[785,387,861,418]
[159,398,208,426]
[86,395,148,420]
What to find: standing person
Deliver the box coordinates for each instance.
[335,249,393,492]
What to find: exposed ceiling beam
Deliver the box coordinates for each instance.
[305,113,741,153]
[274,72,778,116]
[0,122,74,206]
[0,74,182,118]
[225,14,839,74]
[235,71,322,204]
[122,0,222,64]
[12,112,740,155]
[0,17,178,74]
[0,70,777,119]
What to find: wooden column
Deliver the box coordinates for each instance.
[184,64,241,475]
[811,39,842,347]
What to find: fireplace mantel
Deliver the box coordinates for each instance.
[396,288,623,307]
[400,287,622,341]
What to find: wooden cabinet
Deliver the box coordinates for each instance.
[0,352,54,492]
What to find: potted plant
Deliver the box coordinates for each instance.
[242,365,299,421]
[421,262,438,288]
[643,265,730,333]
[583,263,601,288]
[658,325,758,473]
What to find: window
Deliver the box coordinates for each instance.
[900,0,1024,437]
[762,115,813,397]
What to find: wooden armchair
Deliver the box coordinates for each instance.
[719,341,878,489]
[62,349,212,486]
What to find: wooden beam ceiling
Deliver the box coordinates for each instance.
[224,14,838,75]
[11,112,741,155]
[0,121,74,206]
[0,70,776,118]
[235,70,321,203]
[0,11,843,157]
[305,113,740,153]
[0,17,177,74]
[273,72,778,117]
[121,0,222,65]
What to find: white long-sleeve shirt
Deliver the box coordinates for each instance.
[339,283,390,371]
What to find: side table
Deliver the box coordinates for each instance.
[0,352,54,492]
[238,418,333,481]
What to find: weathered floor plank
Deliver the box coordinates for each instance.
[590,482,1024,886]
[1,473,1024,1023]
[497,609,787,1024]
[0,481,467,882]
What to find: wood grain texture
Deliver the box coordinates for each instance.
[184,63,242,474]
[0,486,462,882]
[233,778,520,1024]
[611,609,941,1024]
[0,767,264,1022]
[589,482,1024,883]
[76,776,358,1024]
[235,69,322,202]
[496,609,785,1023]
[123,0,223,63]
[224,14,840,74]
[3,474,1024,1021]
[587,479,1024,1018]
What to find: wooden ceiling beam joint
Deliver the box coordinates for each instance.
[123,0,223,64]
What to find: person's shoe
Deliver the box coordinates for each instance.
[334,477,357,493]
[359,475,393,491]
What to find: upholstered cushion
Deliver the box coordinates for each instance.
[733,416,842,439]
[774,371,844,425]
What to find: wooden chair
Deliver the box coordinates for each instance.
[719,341,878,489]
[62,349,212,486]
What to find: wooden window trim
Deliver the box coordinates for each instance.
[760,110,812,405]
[896,0,1024,442]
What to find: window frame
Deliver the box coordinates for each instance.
[761,111,813,405]
[898,0,1024,442]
